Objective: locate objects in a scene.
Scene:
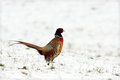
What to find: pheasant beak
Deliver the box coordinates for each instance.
[63,30,65,32]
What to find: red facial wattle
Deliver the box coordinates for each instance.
[59,29,63,33]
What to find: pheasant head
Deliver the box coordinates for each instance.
[55,28,64,38]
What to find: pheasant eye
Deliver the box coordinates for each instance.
[59,28,63,33]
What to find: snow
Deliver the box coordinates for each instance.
[0,0,120,80]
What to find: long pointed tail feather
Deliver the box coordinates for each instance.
[10,40,43,55]
[18,41,42,50]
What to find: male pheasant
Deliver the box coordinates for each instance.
[15,28,64,65]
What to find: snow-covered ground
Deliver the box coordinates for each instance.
[0,0,120,80]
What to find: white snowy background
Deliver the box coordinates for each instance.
[0,0,120,80]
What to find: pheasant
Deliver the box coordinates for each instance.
[15,28,64,65]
